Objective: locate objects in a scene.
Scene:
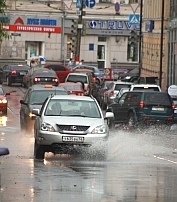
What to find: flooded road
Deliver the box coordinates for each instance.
[0,85,177,202]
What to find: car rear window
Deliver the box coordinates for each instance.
[115,84,131,90]
[60,84,82,91]
[12,65,30,70]
[66,75,87,83]
[132,87,160,91]
[144,93,171,105]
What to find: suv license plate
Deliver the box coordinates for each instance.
[152,107,164,111]
[20,72,26,75]
[62,136,84,143]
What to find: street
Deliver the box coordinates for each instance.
[0,84,177,202]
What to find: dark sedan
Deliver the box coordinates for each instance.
[20,84,68,132]
[22,67,59,88]
[0,64,30,86]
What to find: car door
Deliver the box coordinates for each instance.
[112,92,128,122]
[2,65,10,82]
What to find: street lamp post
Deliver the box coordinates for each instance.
[159,0,165,88]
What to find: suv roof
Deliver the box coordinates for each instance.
[130,84,161,91]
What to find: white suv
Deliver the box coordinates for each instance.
[32,95,109,159]
[130,84,161,92]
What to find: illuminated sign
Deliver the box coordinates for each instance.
[88,20,139,30]
[27,18,57,26]
[3,25,61,33]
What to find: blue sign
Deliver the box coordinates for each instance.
[115,2,120,13]
[76,0,82,9]
[27,18,57,26]
[85,0,95,8]
[89,20,97,28]
[128,14,140,26]
[89,43,94,51]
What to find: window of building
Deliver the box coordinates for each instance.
[98,37,106,42]
[129,0,139,3]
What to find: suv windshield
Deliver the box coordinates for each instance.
[29,90,67,104]
[67,75,87,83]
[45,99,101,118]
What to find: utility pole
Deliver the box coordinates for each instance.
[61,0,66,65]
[75,0,84,63]
[139,0,143,76]
[159,0,165,88]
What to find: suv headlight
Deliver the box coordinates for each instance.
[41,122,55,132]
[91,125,106,134]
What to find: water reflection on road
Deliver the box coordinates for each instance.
[1,85,177,201]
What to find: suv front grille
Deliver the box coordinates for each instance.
[57,124,89,131]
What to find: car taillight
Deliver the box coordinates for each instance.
[0,99,7,104]
[11,70,16,75]
[52,78,58,82]
[139,101,144,108]
[34,78,40,82]
[110,90,114,95]
[172,103,176,109]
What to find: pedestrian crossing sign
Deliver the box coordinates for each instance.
[129,14,140,25]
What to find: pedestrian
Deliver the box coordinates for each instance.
[79,59,84,65]
[68,58,73,67]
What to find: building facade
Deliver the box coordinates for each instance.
[141,0,170,90]
[167,0,177,86]
[1,0,140,73]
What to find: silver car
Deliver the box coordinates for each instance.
[32,95,109,159]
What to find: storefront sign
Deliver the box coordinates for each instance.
[27,18,57,26]
[3,25,61,33]
[88,20,139,30]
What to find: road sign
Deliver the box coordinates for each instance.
[129,14,140,25]
[11,33,21,36]
[76,0,82,8]
[85,0,95,8]
[63,0,72,9]
[130,3,139,13]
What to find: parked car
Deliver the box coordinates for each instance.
[118,67,139,82]
[59,82,85,95]
[22,67,59,88]
[102,81,133,110]
[20,84,68,132]
[32,94,109,159]
[0,64,30,86]
[0,85,15,116]
[106,91,175,129]
[130,84,161,91]
[43,63,71,83]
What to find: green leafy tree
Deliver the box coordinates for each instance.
[0,0,10,41]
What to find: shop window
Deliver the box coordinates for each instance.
[98,37,106,42]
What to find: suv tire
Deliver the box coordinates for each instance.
[107,118,115,130]
[34,140,45,159]
[128,112,137,129]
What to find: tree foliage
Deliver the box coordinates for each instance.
[0,0,10,41]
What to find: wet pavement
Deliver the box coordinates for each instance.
[0,85,177,202]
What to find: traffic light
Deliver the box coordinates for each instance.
[69,36,77,53]
[71,19,78,36]
[129,30,138,46]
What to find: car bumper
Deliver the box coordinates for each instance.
[36,130,109,146]
[138,114,174,123]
